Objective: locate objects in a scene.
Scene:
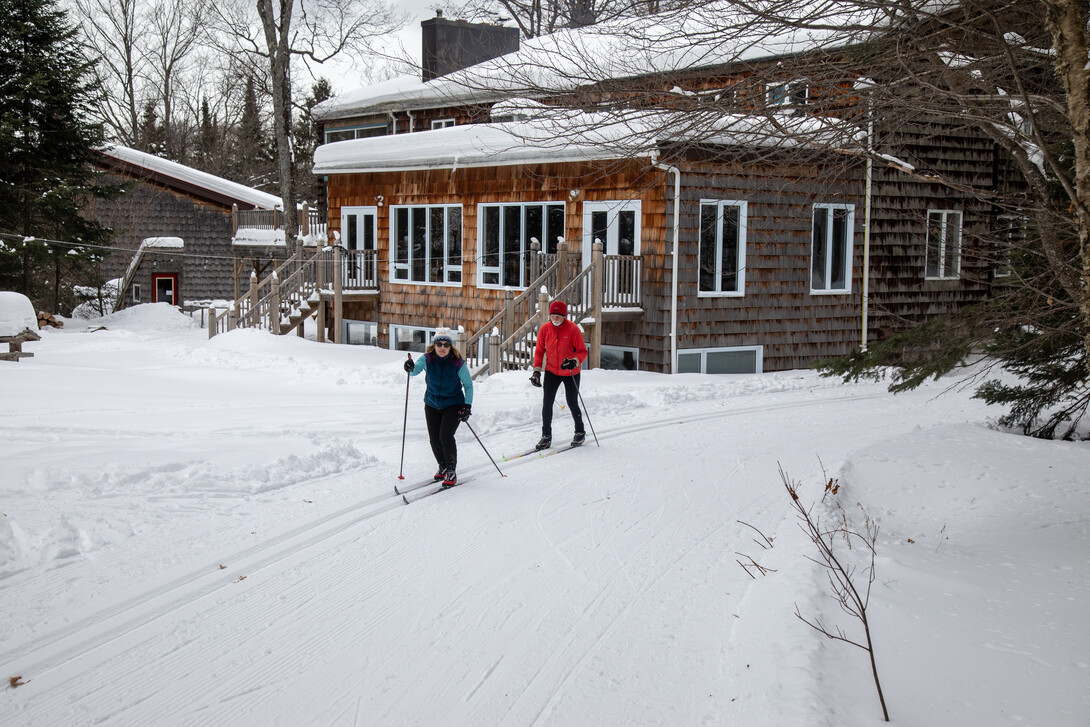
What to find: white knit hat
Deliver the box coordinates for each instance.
[433,327,453,343]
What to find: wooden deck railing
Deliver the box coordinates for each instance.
[466,241,636,378]
[231,203,327,243]
[207,247,377,338]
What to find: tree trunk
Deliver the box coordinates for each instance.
[257,0,298,254]
[1044,0,1090,374]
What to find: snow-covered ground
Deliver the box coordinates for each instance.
[1,304,1086,727]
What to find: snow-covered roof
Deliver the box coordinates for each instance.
[312,107,853,175]
[98,145,282,210]
[0,291,38,337]
[314,2,878,122]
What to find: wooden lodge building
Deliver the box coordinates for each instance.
[91,145,292,311]
[304,11,1019,375]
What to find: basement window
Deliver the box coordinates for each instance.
[677,346,763,374]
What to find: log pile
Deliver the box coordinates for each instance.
[37,311,63,329]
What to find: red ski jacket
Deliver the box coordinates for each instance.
[533,319,588,376]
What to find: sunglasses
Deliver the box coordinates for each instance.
[434,340,452,348]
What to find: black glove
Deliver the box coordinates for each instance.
[529,370,542,387]
[403,357,414,373]
[561,358,578,370]
[459,405,472,422]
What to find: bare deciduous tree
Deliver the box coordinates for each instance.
[209,0,405,250]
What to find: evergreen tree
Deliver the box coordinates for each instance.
[0,0,120,312]
[234,75,275,191]
[292,77,333,205]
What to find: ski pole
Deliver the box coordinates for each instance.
[464,420,506,478]
[575,377,599,447]
[398,352,412,480]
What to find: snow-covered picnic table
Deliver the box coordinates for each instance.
[0,291,41,361]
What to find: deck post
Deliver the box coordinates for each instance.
[556,240,569,293]
[227,303,237,332]
[231,204,238,237]
[248,270,258,327]
[529,239,541,281]
[503,289,515,343]
[488,331,501,375]
[538,289,550,329]
[208,308,217,339]
[590,241,604,369]
[333,245,344,344]
[270,273,281,335]
[301,201,309,239]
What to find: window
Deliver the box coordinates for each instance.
[766,82,808,113]
[323,124,387,144]
[344,320,377,346]
[677,346,763,374]
[811,204,854,293]
[993,213,1026,279]
[390,325,452,352]
[601,345,639,371]
[925,209,962,280]
[698,200,747,296]
[479,202,566,288]
[431,118,455,129]
[131,283,141,303]
[391,205,463,285]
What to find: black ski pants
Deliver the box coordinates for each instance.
[541,371,584,437]
[424,404,462,471]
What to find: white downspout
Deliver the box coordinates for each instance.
[388,111,397,135]
[406,109,414,133]
[861,92,874,352]
[652,151,681,374]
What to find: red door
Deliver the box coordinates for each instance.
[153,274,178,305]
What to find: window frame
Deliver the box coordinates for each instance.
[389,204,463,287]
[430,118,455,129]
[323,123,388,144]
[810,203,855,295]
[600,344,639,371]
[389,324,448,352]
[924,209,963,281]
[697,199,747,298]
[477,201,566,289]
[676,345,764,374]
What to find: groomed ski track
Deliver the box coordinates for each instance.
[4,384,914,727]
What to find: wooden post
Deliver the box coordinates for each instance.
[270,273,281,335]
[538,289,550,328]
[590,241,604,369]
[248,269,258,327]
[231,204,238,237]
[503,289,515,342]
[208,308,217,339]
[530,239,541,281]
[227,303,237,332]
[316,302,327,343]
[556,240,569,293]
[333,245,344,344]
[301,201,309,239]
[488,329,501,375]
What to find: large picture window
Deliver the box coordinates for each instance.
[811,203,854,293]
[925,209,962,280]
[391,205,462,285]
[698,200,747,296]
[479,202,565,288]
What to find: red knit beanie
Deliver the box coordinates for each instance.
[549,300,567,316]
